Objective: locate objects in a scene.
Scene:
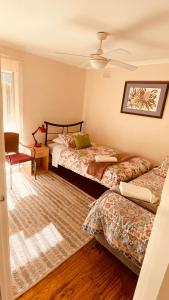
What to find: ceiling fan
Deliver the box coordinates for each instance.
[55,32,137,71]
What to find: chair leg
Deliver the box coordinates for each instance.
[31,160,33,175]
[10,164,12,189]
[34,160,37,180]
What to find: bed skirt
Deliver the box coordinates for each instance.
[95,233,140,276]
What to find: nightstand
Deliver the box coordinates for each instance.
[27,144,49,173]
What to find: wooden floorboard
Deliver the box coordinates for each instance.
[18,239,137,300]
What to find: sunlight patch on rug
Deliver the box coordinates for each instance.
[7,171,94,299]
[10,223,63,272]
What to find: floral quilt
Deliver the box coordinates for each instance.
[82,170,165,266]
[130,169,165,199]
[58,145,151,190]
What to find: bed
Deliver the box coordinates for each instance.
[82,168,165,274]
[44,121,152,191]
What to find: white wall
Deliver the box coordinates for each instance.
[83,64,169,163]
[0,45,86,144]
[133,171,169,300]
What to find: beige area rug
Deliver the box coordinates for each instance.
[7,170,94,299]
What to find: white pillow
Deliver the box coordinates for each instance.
[119,182,159,204]
[52,136,64,144]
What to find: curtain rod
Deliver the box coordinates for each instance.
[0,53,24,62]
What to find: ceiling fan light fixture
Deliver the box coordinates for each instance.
[89,58,108,69]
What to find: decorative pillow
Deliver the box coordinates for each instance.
[74,134,91,150]
[58,132,82,148]
[154,156,169,178]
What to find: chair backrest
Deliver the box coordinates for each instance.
[4,132,19,153]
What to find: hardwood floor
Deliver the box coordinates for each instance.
[18,239,137,300]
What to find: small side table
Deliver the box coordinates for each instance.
[27,144,49,173]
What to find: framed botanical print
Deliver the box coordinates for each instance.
[121,81,169,118]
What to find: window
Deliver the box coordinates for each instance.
[2,71,15,131]
[1,58,23,136]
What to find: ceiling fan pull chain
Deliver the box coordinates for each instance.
[97,39,103,55]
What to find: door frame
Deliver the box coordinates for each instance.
[0,62,12,299]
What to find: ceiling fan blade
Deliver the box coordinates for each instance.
[105,48,132,56]
[54,51,89,58]
[109,59,137,71]
[78,60,91,69]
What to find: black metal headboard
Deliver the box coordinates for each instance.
[44,121,84,145]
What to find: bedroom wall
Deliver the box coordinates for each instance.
[83,63,169,163]
[0,45,85,144]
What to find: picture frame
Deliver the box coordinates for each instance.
[121,81,169,118]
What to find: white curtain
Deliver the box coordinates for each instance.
[1,57,23,138]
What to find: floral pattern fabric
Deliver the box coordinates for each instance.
[153,156,169,178]
[82,170,164,266]
[130,169,165,199]
[58,133,76,148]
[58,145,152,190]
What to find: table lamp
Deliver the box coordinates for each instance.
[32,124,46,147]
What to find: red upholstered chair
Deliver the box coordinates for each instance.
[4,132,36,188]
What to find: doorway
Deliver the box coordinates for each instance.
[0,59,13,300]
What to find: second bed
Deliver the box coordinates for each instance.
[82,166,166,274]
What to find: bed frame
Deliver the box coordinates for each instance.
[44,120,108,198]
[44,121,84,145]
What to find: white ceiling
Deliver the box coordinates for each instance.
[0,0,169,67]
